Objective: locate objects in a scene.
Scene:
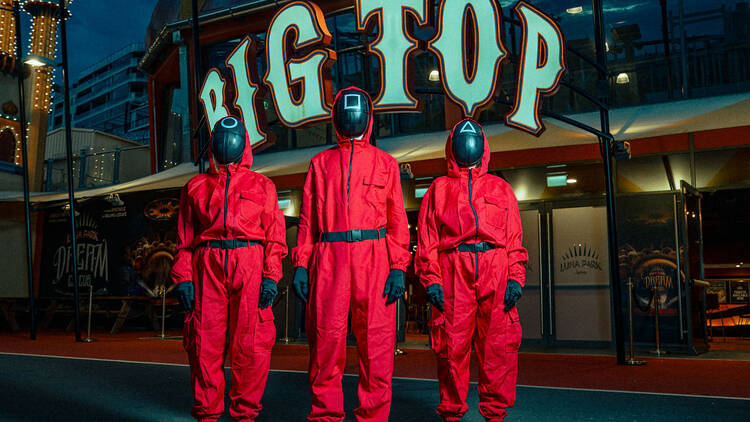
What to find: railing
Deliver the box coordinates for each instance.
[43,145,150,191]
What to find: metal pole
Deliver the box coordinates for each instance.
[593,0,626,364]
[160,285,167,339]
[58,0,81,341]
[83,282,95,342]
[650,286,668,356]
[191,0,205,174]
[138,285,181,341]
[678,0,688,98]
[279,287,292,343]
[395,298,405,356]
[14,0,36,340]
[626,278,645,365]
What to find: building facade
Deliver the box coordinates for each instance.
[48,43,150,144]
[140,0,750,352]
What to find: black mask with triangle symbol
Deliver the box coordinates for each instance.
[451,119,484,168]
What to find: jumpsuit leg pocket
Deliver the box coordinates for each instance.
[430,314,449,358]
[505,308,523,352]
[253,307,276,353]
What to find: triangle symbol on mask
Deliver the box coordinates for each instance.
[459,121,478,134]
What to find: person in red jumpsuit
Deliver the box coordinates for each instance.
[415,118,528,422]
[291,87,411,422]
[171,115,287,422]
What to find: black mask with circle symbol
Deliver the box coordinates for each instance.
[211,116,246,165]
[332,89,371,139]
[451,120,485,168]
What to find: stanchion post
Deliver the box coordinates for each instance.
[279,287,293,344]
[650,286,668,356]
[138,284,181,341]
[83,282,96,343]
[160,285,167,340]
[395,297,405,356]
[626,278,645,365]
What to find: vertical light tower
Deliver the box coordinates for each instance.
[0,0,23,166]
[22,0,69,191]
[0,1,17,58]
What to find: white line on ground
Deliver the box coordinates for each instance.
[2,352,749,402]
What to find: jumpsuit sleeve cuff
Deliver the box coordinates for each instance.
[389,264,408,272]
[291,253,310,269]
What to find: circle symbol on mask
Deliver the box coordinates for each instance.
[211,116,246,165]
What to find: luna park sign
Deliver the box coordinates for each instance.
[199,0,565,149]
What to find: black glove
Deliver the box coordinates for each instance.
[425,284,444,313]
[176,281,194,312]
[504,279,523,312]
[383,269,405,305]
[292,267,309,303]
[259,278,278,309]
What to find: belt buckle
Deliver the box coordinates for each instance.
[348,230,362,242]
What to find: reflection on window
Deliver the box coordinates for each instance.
[695,147,750,188]
[159,83,189,171]
[500,162,605,201]
[616,153,690,193]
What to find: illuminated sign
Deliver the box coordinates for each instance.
[199,0,566,147]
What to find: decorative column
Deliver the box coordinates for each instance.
[23,0,69,191]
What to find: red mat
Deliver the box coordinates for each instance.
[2,331,749,399]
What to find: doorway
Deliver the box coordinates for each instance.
[518,199,613,348]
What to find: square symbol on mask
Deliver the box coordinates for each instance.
[344,94,361,111]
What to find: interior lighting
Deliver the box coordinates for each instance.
[566,6,583,14]
[428,69,440,82]
[616,72,630,84]
[546,173,568,187]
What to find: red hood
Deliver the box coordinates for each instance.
[333,86,374,146]
[445,118,490,178]
[208,118,253,173]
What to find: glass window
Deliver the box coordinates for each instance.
[616,153,690,192]
[159,83,189,170]
[695,147,750,188]
[500,162,605,201]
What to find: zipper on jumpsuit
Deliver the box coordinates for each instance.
[468,169,480,281]
[346,139,354,207]
[223,168,231,278]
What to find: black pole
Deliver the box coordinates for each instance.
[14,1,36,340]
[593,0,625,364]
[191,0,205,174]
[58,0,81,342]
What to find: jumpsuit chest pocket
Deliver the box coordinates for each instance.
[483,194,508,229]
[238,192,264,222]
[363,172,388,209]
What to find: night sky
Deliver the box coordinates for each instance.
[16,0,736,84]
[20,0,158,81]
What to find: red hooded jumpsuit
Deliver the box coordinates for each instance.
[292,87,411,422]
[171,129,287,422]
[415,119,528,422]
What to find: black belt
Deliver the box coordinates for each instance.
[457,242,497,253]
[319,228,386,243]
[199,239,261,249]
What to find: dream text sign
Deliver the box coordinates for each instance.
[199,0,565,148]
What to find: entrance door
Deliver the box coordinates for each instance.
[679,181,708,351]
[550,205,612,345]
[517,209,543,340]
[518,201,612,347]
